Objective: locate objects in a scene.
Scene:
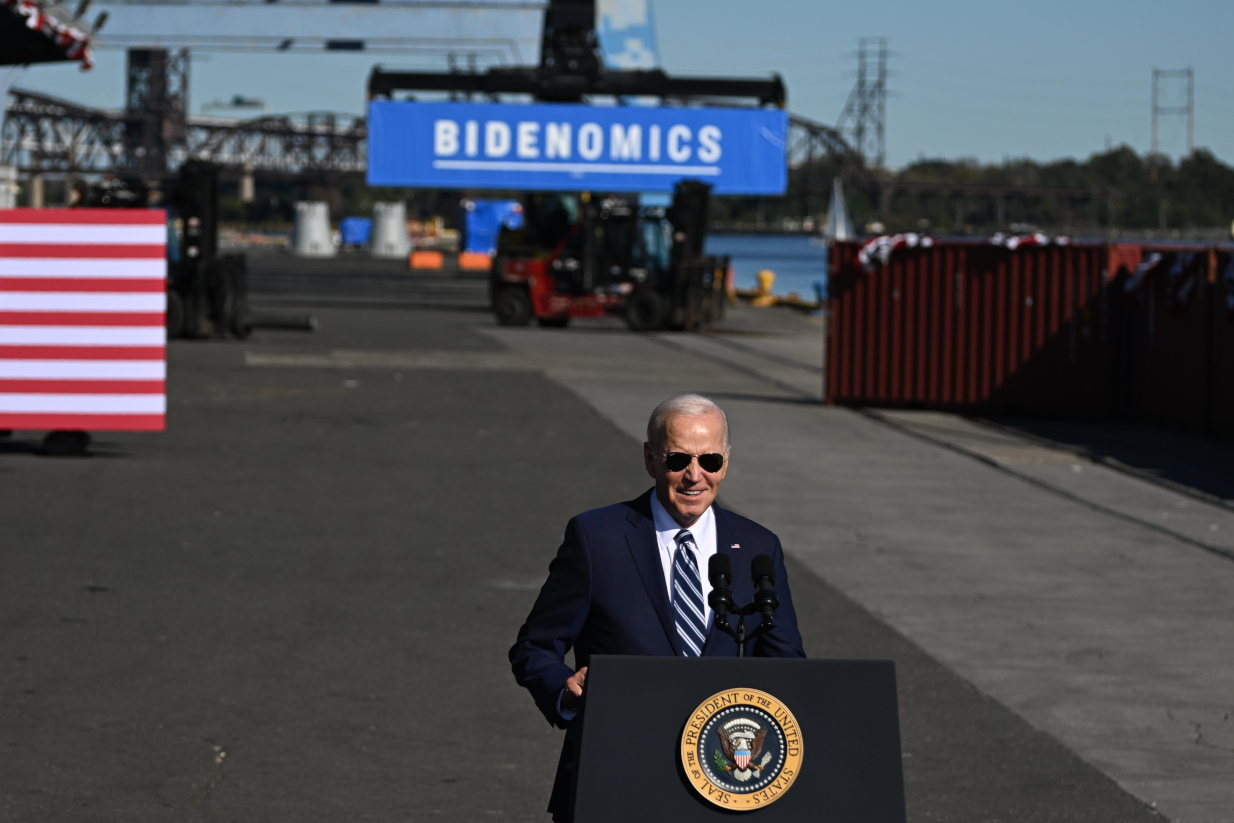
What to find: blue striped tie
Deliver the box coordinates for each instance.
[672,529,708,657]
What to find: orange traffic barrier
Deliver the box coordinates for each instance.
[458,252,493,271]
[409,250,444,270]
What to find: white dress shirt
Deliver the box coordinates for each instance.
[650,492,717,630]
[558,494,721,720]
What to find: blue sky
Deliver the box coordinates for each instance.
[656,0,1234,167]
[8,0,1233,168]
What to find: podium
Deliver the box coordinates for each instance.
[571,656,906,822]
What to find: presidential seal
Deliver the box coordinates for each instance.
[679,688,803,810]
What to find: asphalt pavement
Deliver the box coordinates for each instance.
[0,292,1208,822]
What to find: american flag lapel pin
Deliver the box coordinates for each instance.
[731,543,740,549]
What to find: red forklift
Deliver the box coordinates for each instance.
[489,180,728,331]
[368,0,778,330]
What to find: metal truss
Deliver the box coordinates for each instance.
[5,87,863,188]
[2,88,366,178]
[786,112,877,206]
[835,37,888,169]
[1,89,129,173]
[184,111,366,176]
[788,113,862,169]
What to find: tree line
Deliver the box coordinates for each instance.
[711,146,1234,235]
[213,146,1234,237]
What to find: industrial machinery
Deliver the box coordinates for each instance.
[81,161,251,339]
[368,0,779,331]
[368,0,783,105]
[163,161,251,339]
[490,180,728,331]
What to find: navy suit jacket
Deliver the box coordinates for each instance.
[509,489,805,819]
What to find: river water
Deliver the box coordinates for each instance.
[705,233,829,299]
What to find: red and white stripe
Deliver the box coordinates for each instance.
[0,208,166,431]
[1,0,94,69]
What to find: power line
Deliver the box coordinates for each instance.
[1151,67,1193,160]
[835,37,888,169]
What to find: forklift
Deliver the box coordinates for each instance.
[84,161,316,339]
[162,161,252,339]
[82,161,251,339]
[490,179,728,331]
[368,0,781,331]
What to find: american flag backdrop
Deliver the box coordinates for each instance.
[0,208,167,432]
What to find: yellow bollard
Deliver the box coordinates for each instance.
[752,269,777,307]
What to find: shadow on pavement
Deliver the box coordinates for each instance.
[984,418,1234,506]
[0,439,129,459]
[704,391,822,407]
[783,554,1160,823]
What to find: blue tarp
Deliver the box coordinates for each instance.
[339,217,372,247]
[464,200,524,255]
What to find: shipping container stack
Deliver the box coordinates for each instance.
[827,237,1234,441]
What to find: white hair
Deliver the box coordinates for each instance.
[646,394,730,451]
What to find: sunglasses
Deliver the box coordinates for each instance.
[663,452,725,473]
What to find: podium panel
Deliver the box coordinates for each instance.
[572,656,905,822]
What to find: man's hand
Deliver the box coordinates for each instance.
[561,666,588,711]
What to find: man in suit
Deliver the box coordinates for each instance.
[509,393,806,821]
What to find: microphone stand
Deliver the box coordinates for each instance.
[710,590,779,658]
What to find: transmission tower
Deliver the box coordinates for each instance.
[836,37,888,169]
[1151,67,1193,159]
[125,49,190,178]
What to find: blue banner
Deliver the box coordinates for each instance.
[367,101,787,195]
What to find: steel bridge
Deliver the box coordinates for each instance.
[2,87,366,180]
[2,82,860,185]
[3,83,1103,229]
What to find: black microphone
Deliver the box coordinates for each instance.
[708,553,734,626]
[709,552,732,589]
[750,554,779,622]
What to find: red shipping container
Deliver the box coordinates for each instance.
[1214,251,1234,441]
[828,238,1115,419]
[1117,245,1209,433]
[827,237,1234,439]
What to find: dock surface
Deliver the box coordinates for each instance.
[2,274,1231,821]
